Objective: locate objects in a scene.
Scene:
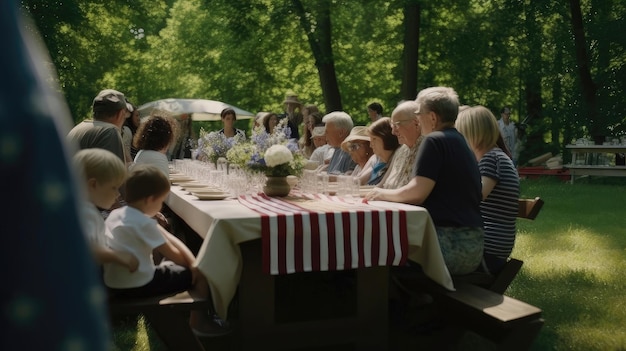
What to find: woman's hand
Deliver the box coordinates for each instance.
[365,187,386,201]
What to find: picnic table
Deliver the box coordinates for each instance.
[566,144,626,182]
[165,185,453,350]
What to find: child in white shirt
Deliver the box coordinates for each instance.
[104,164,228,336]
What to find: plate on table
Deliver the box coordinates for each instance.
[178,182,211,189]
[192,192,230,200]
[189,188,226,195]
[169,175,194,183]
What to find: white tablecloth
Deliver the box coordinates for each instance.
[165,186,453,319]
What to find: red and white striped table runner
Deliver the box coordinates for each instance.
[238,193,408,275]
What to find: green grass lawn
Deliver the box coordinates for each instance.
[111,176,626,350]
[507,176,626,350]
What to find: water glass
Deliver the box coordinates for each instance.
[301,170,316,194]
[210,170,225,188]
[317,173,329,195]
[351,177,361,197]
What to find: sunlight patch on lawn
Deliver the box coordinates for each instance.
[514,226,624,284]
[131,317,152,351]
[557,321,626,350]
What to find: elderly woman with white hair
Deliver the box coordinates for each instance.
[366,87,484,275]
[322,111,357,175]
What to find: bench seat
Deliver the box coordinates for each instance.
[108,291,210,351]
[434,283,544,350]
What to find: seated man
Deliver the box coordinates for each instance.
[380,100,424,189]
[322,111,356,175]
[67,89,133,215]
[67,89,133,163]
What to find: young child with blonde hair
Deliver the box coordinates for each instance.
[73,148,138,271]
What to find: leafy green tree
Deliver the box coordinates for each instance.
[21,0,625,159]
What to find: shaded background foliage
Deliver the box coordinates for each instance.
[21,0,625,165]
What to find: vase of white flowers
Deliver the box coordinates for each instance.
[263,176,291,197]
[226,119,304,196]
[261,144,296,196]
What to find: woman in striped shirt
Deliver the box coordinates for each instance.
[456,105,520,274]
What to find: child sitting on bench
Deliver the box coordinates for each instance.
[103,164,229,337]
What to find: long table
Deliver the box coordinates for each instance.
[565,144,626,183]
[165,186,453,349]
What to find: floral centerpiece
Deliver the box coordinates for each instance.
[227,118,305,195]
[196,128,244,164]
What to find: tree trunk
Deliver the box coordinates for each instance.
[522,2,545,163]
[551,24,564,150]
[292,0,343,112]
[569,0,601,142]
[400,1,420,101]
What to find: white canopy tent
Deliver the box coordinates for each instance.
[137,98,255,121]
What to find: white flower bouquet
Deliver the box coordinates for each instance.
[226,118,305,177]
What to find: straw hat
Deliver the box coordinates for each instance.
[341,126,370,152]
[283,94,302,106]
[310,126,326,139]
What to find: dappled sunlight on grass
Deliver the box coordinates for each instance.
[507,178,626,350]
[111,315,164,351]
[515,227,624,284]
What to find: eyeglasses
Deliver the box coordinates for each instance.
[348,143,363,152]
[391,119,413,127]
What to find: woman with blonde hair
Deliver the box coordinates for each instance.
[455,105,519,274]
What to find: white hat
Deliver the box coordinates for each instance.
[310,126,326,139]
[341,126,370,152]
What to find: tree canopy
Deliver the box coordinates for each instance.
[21,0,626,164]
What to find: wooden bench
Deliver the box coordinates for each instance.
[108,291,211,351]
[433,283,544,351]
[392,197,545,349]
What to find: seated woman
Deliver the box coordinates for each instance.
[298,111,326,159]
[340,126,376,185]
[131,115,178,177]
[262,112,279,134]
[219,108,246,139]
[455,105,519,274]
[299,106,321,158]
[367,117,400,186]
[366,87,483,275]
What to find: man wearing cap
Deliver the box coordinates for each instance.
[309,125,334,166]
[322,111,357,175]
[67,89,132,163]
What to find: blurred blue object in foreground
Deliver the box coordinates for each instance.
[0,1,111,350]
